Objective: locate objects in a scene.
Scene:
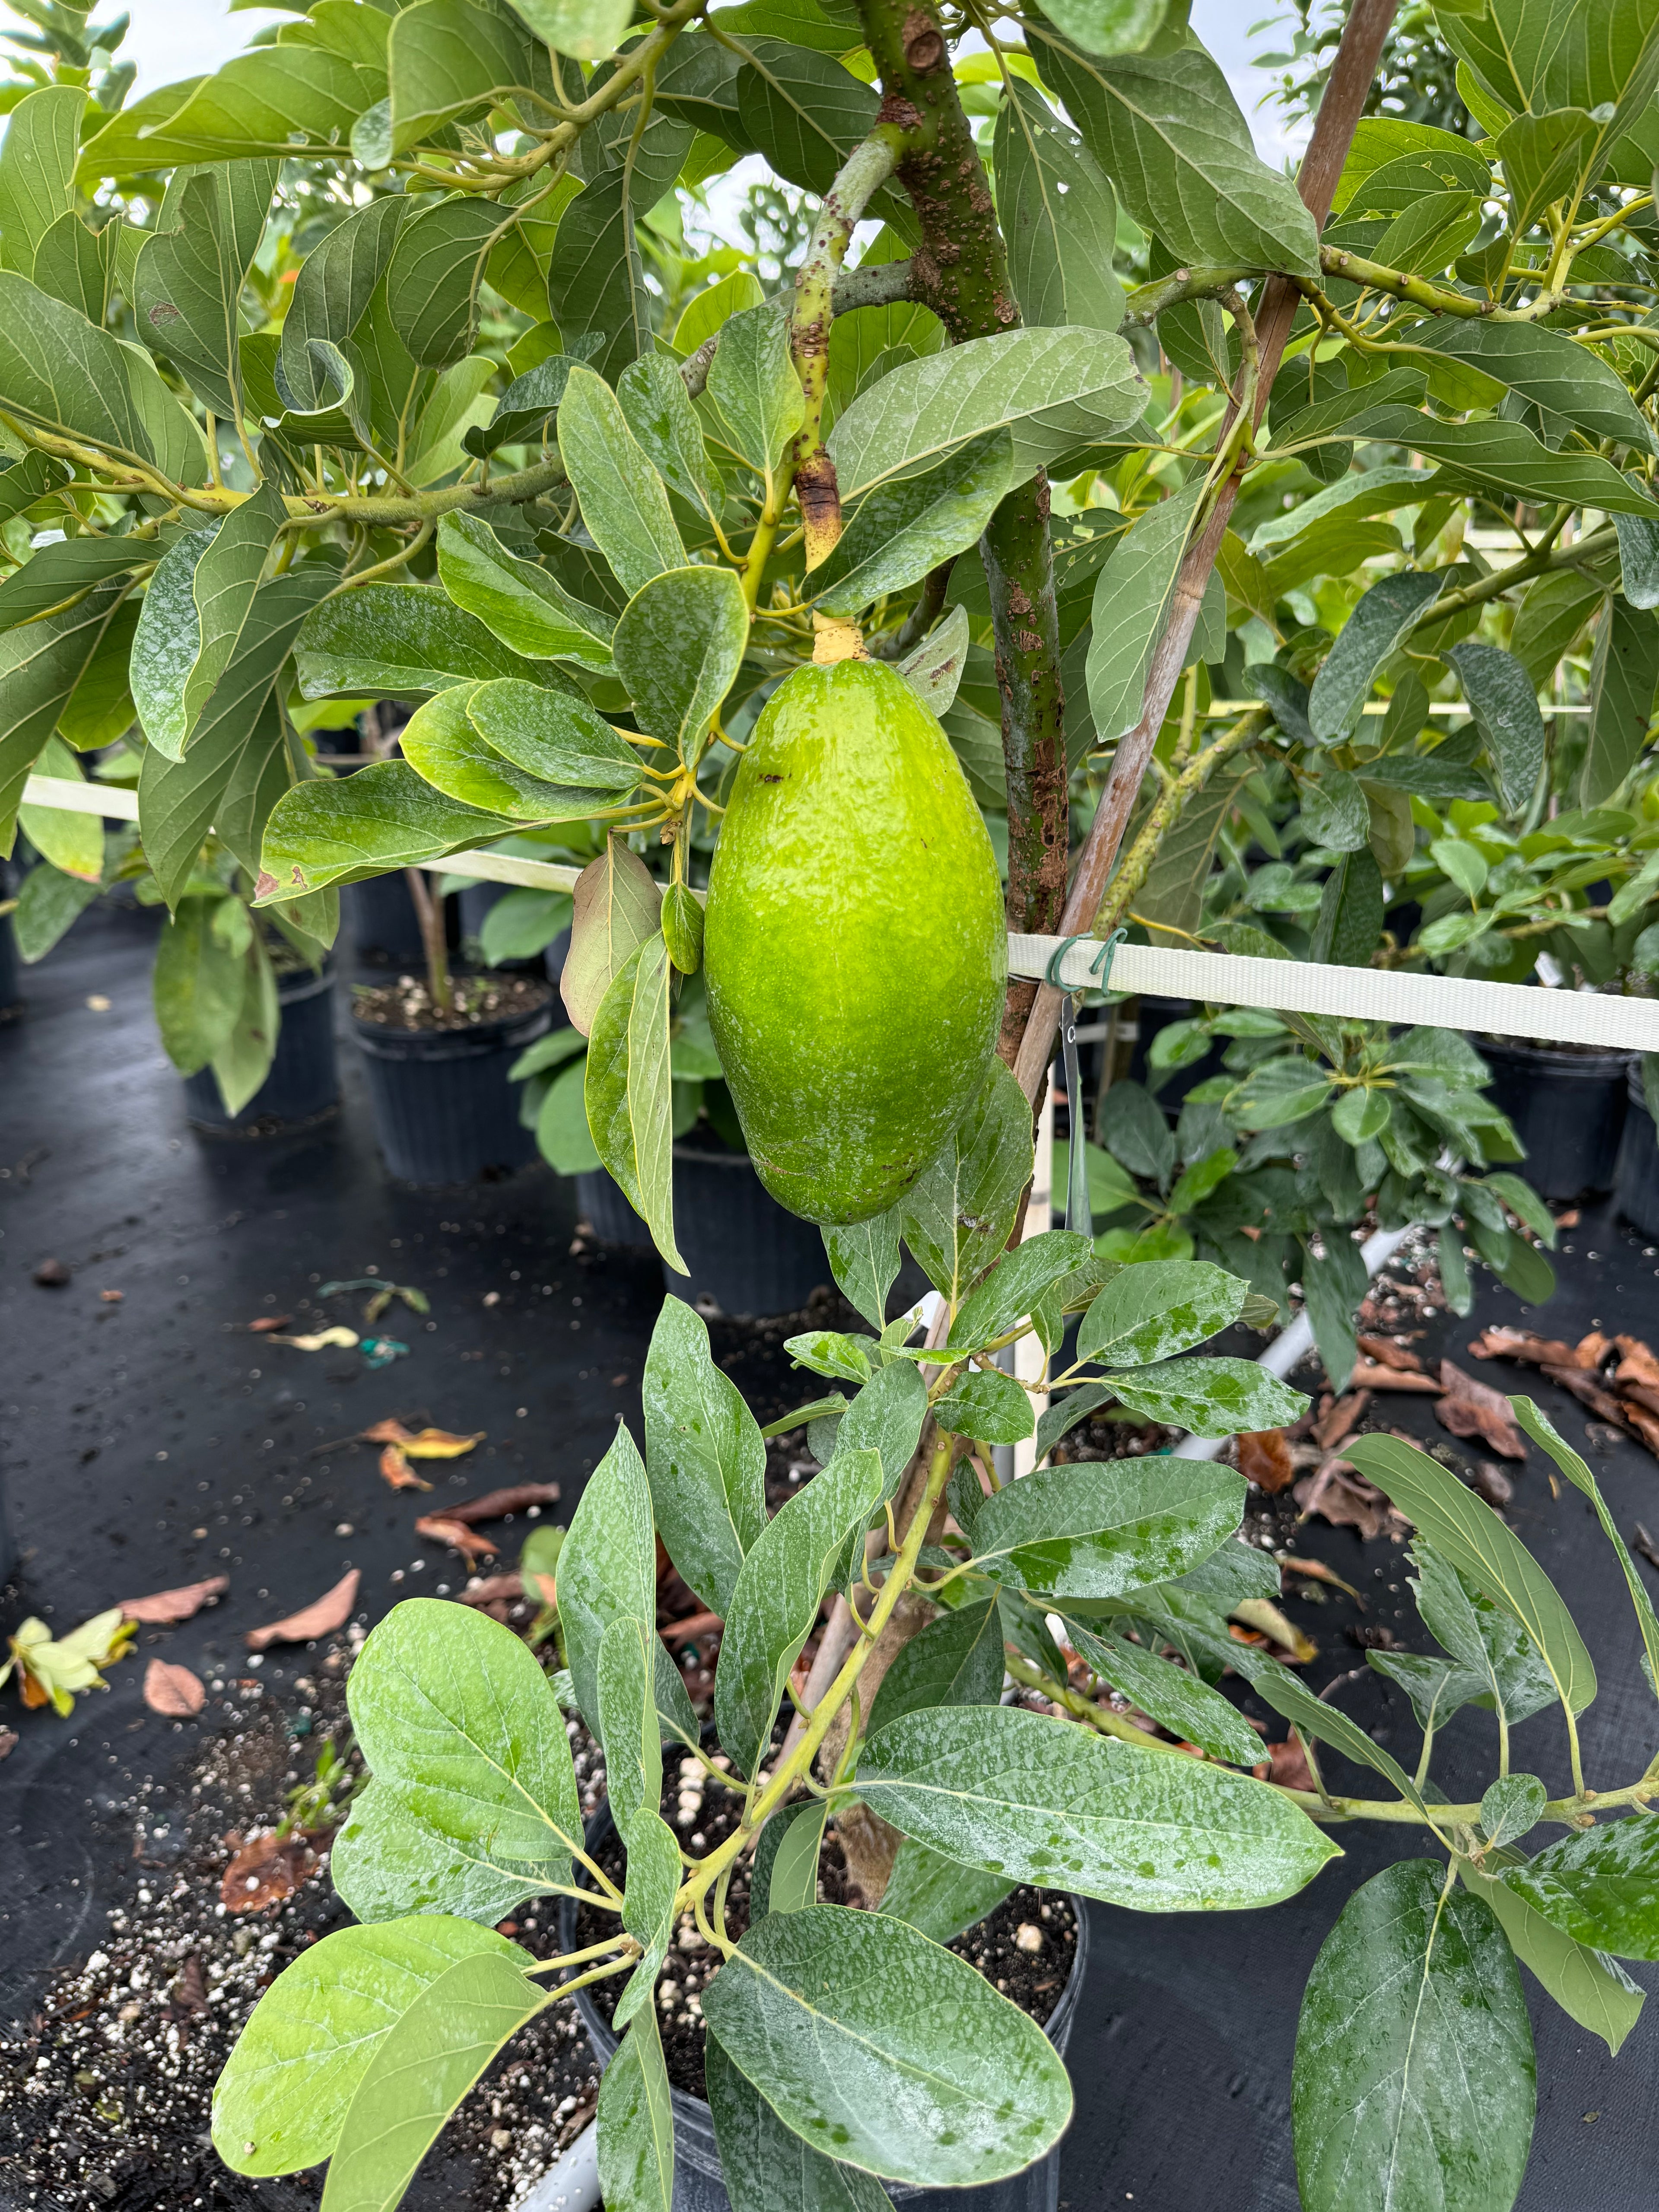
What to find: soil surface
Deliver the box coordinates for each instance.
[351,973,553,1034]
[5,895,1659,2209]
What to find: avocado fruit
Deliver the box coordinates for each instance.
[704,657,1006,1225]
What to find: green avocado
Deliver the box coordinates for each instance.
[704,656,1007,1226]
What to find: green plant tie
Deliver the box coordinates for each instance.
[1044,930,1126,1236]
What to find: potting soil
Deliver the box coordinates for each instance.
[4,896,1659,2209]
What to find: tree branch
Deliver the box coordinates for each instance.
[1010,0,1405,1103]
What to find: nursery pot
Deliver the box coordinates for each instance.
[1476,1033,1635,1201]
[1615,1065,1659,1238]
[576,1166,656,1249]
[0,908,21,1023]
[351,983,553,1184]
[182,961,339,1136]
[560,1802,1087,2212]
[342,871,429,969]
[574,1138,830,1312]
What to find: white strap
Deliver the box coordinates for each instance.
[1008,932,1659,1052]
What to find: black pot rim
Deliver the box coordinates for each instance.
[350,987,553,1061]
[559,1792,1088,2196]
[271,958,335,1007]
[1476,1031,1639,1074]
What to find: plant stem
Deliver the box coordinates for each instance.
[404,868,452,1015]
[1008,0,1404,1105]
[1093,711,1267,934]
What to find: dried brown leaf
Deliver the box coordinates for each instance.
[1254,1736,1316,1791]
[414,1516,499,1562]
[143,1659,205,1716]
[121,1575,228,1625]
[1315,1391,1370,1450]
[1614,1335,1659,1391]
[247,1315,293,1333]
[1435,1362,1527,1459]
[1236,1429,1296,1494]
[1577,1331,1615,1367]
[1355,1334,1423,1373]
[221,1831,316,1913]
[456,1574,525,1607]
[441,1482,559,1524]
[0,1727,17,1761]
[1295,1462,1410,1544]
[245,1569,360,1651]
[1541,1364,1630,1427]
[1623,1401,1659,1457]
[1350,1363,1441,1393]
[378,1444,431,1493]
[1467,1327,1585,1369]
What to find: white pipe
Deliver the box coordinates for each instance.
[1170,1221,1417,1461]
[515,2120,601,2212]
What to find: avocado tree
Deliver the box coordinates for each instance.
[3,0,1659,2201]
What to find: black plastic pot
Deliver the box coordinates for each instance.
[576,1166,655,1248]
[351,987,553,1184]
[561,1804,1087,2212]
[342,871,429,969]
[1615,1065,1659,1237]
[182,962,339,1137]
[1477,1034,1636,1201]
[669,1137,830,1315]
[0,910,21,1023]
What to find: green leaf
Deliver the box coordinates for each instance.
[436,513,615,670]
[17,734,100,880]
[135,162,278,418]
[822,1214,901,1330]
[1301,1236,1365,1392]
[1509,1396,1659,1700]
[1583,597,1659,806]
[598,1613,662,1837]
[612,564,748,763]
[1061,1616,1264,1766]
[1084,477,1203,747]
[895,604,970,719]
[995,79,1124,331]
[384,194,502,370]
[700,1902,1072,2187]
[280,196,408,411]
[546,169,652,387]
[209,931,280,1119]
[0,450,69,529]
[642,1293,767,1619]
[1461,1862,1645,2057]
[835,1359,928,1503]
[857,1703,1338,1909]
[597,2004,674,2212]
[876,1840,1015,1946]
[0,579,135,858]
[560,836,662,1036]
[614,1806,681,2028]
[483,884,573,965]
[1032,1381,1114,1463]
[826,323,1144,500]
[1351,406,1659,515]
[715,1447,884,1778]
[1074,1258,1245,1367]
[811,430,1014,617]
[82,47,380,168]
[253,760,513,902]
[1344,1433,1596,1716]
[1615,508,1659,613]
[212,1918,526,2177]
[398,682,613,820]
[12,851,101,961]
[1103,1356,1305,1437]
[970,1458,1244,1598]
[897,1057,1033,1303]
[1411,318,1656,455]
[557,1419,658,1736]
[0,270,185,467]
[702,297,803,492]
[1298,762,1371,855]
[1309,846,1384,968]
[130,528,214,762]
[731,38,879,195]
[866,1597,1005,1735]
[1480,1773,1546,1851]
[0,86,83,273]
[617,351,721,520]
[466,677,641,794]
[946,1229,1095,1352]
[507,0,633,60]
[931,1365,1035,1445]
[318,1947,546,2211]
[706,2027,891,2212]
[152,897,246,1075]
[1330,1084,1391,1143]
[1309,570,1446,743]
[557,362,685,598]
[1503,1814,1659,1961]
[586,937,683,1272]
[388,0,544,151]
[1038,39,1320,277]
[296,582,556,702]
[0,534,156,639]
[1293,1861,1534,2212]
[330,1598,582,1926]
[1445,640,1545,812]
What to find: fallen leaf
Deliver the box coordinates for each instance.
[1466,1462,1514,1509]
[1295,1462,1410,1544]
[172,1956,208,2014]
[99,1288,123,1304]
[378,1445,431,1492]
[414,1516,499,1562]
[1623,1401,1659,1457]
[246,1569,360,1650]
[1277,1555,1362,1602]
[1350,1363,1441,1393]
[1254,1736,1316,1791]
[121,1575,228,1624]
[1355,1334,1422,1373]
[661,1610,722,1645]
[1634,1523,1659,1573]
[1230,1598,1316,1663]
[270,1327,359,1351]
[1435,1361,1527,1459]
[1542,1363,1630,1428]
[221,1831,317,1913]
[1468,1327,1585,1369]
[1236,1430,1296,1494]
[456,1573,524,1607]
[443,1481,558,1523]
[0,1728,16,1761]
[1614,1335,1659,1392]
[402,1427,486,1459]
[1315,1391,1370,1451]
[247,1314,293,1333]
[143,1659,205,1716]
[1577,1331,1615,1367]
[1554,1208,1580,1230]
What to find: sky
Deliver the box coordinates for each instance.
[7,0,1307,166]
